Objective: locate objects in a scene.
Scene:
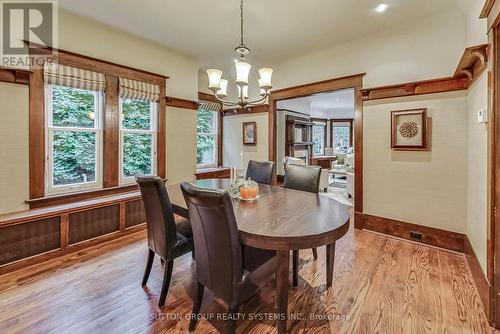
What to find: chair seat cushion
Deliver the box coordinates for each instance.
[175,217,193,238]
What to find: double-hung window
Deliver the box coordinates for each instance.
[196,107,218,168]
[119,98,158,183]
[312,123,326,156]
[44,64,105,195]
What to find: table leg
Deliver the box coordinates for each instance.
[326,242,336,288]
[276,250,289,334]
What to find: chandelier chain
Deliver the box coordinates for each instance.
[240,0,244,47]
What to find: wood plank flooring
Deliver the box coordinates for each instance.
[0,222,492,333]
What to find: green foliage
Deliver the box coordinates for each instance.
[51,86,154,186]
[312,125,324,156]
[197,109,216,164]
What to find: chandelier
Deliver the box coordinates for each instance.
[206,0,273,107]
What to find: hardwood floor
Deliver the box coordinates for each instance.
[0,222,492,333]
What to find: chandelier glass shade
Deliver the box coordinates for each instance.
[206,0,273,107]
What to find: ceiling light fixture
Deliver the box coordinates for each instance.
[375,3,388,13]
[206,0,272,107]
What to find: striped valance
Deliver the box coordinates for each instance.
[198,100,222,112]
[44,63,105,91]
[119,78,160,102]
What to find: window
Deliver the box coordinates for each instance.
[119,98,158,184]
[46,85,103,194]
[332,120,352,152]
[312,123,326,156]
[197,108,218,168]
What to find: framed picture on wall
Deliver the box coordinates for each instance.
[391,108,428,150]
[243,121,257,145]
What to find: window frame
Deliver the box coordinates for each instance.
[196,108,219,169]
[44,84,104,195]
[331,119,353,150]
[118,98,158,185]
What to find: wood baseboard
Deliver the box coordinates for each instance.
[358,213,466,253]
[464,236,492,324]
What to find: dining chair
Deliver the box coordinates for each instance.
[180,182,276,334]
[246,160,275,185]
[135,175,194,308]
[283,164,322,287]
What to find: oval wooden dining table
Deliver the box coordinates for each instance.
[167,179,351,334]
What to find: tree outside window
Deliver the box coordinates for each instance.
[312,124,325,156]
[197,108,218,167]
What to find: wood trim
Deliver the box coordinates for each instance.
[222,104,269,116]
[354,90,363,213]
[270,73,365,100]
[158,84,167,178]
[0,224,146,276]
[25,41,168,84]
[464,236,492,321]
[195,167,231,180]
[165,96,199,110]
[60,214,69,249]
[119,202,126,232]
[0,66,31,85]
[358,213,466,253]
[103,75,119,187]
[454,44,489,85]
[360,77,469,101]
[25,184,142,209]
[218,111,223,166]
[198,91,219,103]
[481,0,496,19]
[29,68,45,199]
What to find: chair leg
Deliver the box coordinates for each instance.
[227,304,239,334]
[158,260,174,308]
[292,250,299,288]
[141,249,155,286]
[312,247,318,260]
[191,248,195,260]
[189,282,205,332]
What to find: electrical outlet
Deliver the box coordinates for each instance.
[410,231,422,240]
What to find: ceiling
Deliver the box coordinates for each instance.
[277,89,355,119]
[59,0,460,70]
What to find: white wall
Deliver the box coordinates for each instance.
[272,9,466,89]
[223,113,269,170]
[466,73,488,273]
[363,92,469,233]
[0,83,29,214]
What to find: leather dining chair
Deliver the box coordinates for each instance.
[283,164,322,287]
[246,160,275,185]
[135,175,194,308]
[180,182,276,334]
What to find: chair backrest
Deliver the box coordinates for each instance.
[180,182,243,303]
[246,160,275,185]
[284,164,322,194]
[135,175,178,259]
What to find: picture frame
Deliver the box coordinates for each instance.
[243,121,257,145]
[391,108,427,150]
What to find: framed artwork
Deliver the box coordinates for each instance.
[391,108,427,150]
[243,121,257,145]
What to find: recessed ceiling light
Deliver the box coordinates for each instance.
[375,4,388,13]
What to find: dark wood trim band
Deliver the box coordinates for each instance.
[0,66,31,85]
[222,104,269,116]
[198,91,220,103]
[360,77,469,101]
[358,213,466,253]
[165,96,199,110]
[481,0,496,19]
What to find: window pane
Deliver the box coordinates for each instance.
[197,134,216,165]
[312,125,325,156]
[52,86,96,128]
[52,131,96,186]
[121,99,152,130]
[197,109,216,134]
[123,133,152,177]
[333,126,350,150]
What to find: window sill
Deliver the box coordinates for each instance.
[26,179,167,209]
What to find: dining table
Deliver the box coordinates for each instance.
[167,179,351,334]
